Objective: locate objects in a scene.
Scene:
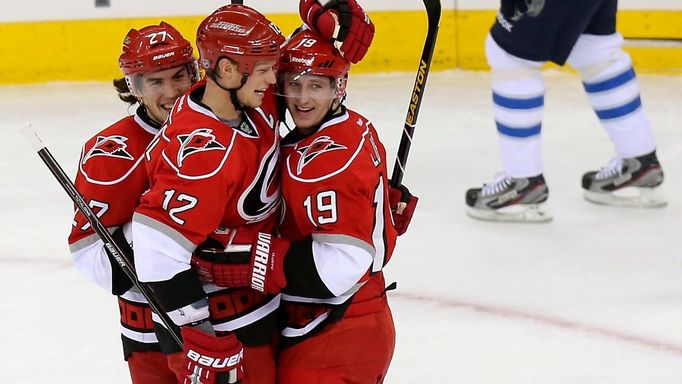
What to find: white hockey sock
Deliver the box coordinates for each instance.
[487,34,545,178]
[568,34,656,159]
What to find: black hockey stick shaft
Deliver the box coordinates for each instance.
[22,125,183,349]
[391,0,441,187]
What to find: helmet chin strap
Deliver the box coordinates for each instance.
[137,104,162,128]
[309,95,345,134]
[328,91,347,117]
[209,70,249,111]
[228,76,248,111]
[327,97,342,118]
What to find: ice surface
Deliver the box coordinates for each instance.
[2,70,682,383]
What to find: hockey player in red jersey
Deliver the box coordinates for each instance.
[265,30,416,383]
[131,5,286,384]
[68,22,198,383]
[188,28,417,383]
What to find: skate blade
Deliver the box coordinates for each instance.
[583,187,667,208]
[466,204,553,223]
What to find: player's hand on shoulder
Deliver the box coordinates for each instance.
[388,182,418,236]
[299,0,374,63]
[177,323,244,384]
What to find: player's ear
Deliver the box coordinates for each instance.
[217,58,237,76]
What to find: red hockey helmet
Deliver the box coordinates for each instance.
[118,22,196,77]
[279,29,351,98]
[197,4,285,76]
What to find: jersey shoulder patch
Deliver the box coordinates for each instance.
[78,116,152,185]
[160,107,237,180]
[286,111,373,183]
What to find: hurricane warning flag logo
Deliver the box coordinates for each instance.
[296,136,346,175]
[82,135,134,164]
[177,128,226,167]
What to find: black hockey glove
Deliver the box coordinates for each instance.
[501,0,545,21]
[500,0,528,21]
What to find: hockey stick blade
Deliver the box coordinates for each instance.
[391,0,441,187]
[21,123,183,349]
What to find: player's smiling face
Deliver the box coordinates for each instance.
[137,66,192,124]
[237,59,278,108]
[283,72,336,134]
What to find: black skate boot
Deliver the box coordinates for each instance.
[582,151,666,208]
[466,173,551,222]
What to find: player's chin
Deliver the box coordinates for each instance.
[246,91,266,107]
[157,101,174,114]
[147,105,171,124]
[291,110,318,129]
[158,106,173,119]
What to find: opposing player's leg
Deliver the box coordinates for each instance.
[567,9,665,207]
[466,34,551,223]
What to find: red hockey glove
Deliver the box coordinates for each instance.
[388,183,418,236]
[191,239,251,288]
[179,327,244,384]
[249,232,289,295]
[299,0,375,63]
[190,233,289,294]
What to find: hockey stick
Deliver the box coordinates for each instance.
[391,0,441,187]
[21,124,183,349]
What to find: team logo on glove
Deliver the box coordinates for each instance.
[186,348,243,369]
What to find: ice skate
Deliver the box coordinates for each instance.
[582,151,666,208]
[466,173,552,223]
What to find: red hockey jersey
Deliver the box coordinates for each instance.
[132,84,281,341]
[278,108,397,341]
[68,106,161,349]
[69,107,158,292]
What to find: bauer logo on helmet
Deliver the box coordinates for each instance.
[152,52,175,61]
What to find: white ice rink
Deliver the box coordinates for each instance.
[2,69,682,383]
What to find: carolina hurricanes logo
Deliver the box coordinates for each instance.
[176,128,226,167]
[238,139,280,223]
[82,135,134,164]
[296,136,347,175]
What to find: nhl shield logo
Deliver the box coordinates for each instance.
[82,135,134,164]
[176,128,226,167]
[296,136,347,175]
